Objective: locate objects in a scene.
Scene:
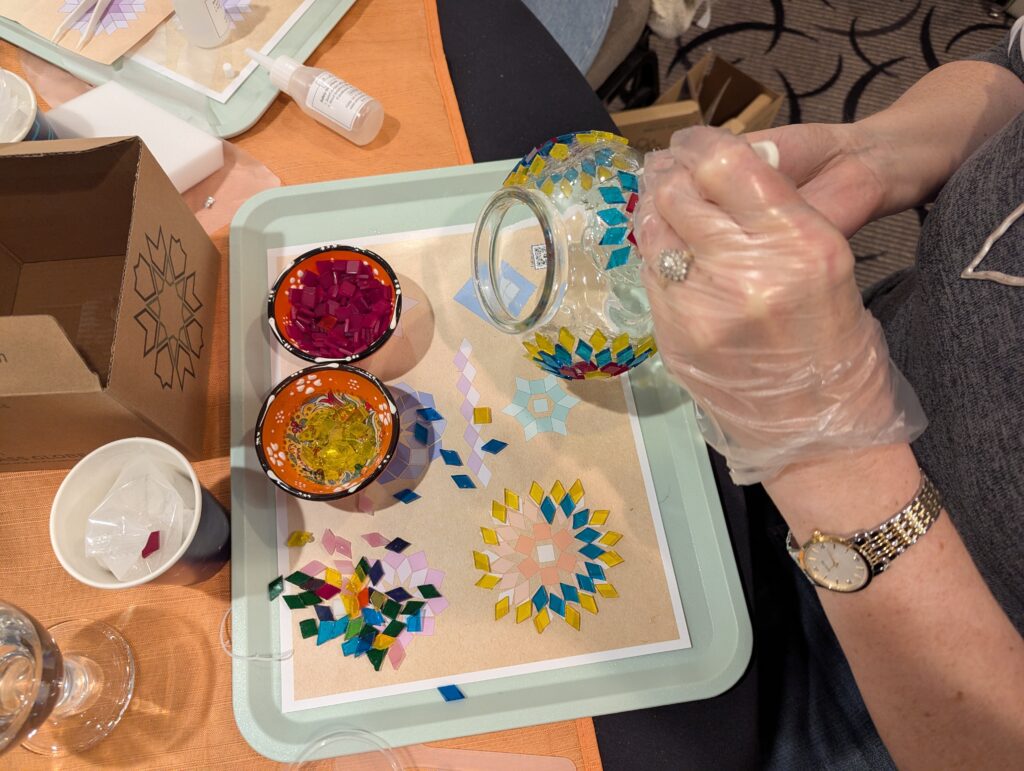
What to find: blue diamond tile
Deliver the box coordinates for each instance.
[438,684,465,702]
[595,148,614,166]
[617,170,638,192]
[480,439,508,455]
[596,208,628,226]
[600,227,627,246]
[549,593,565,617]
[440,449,463,466]
[417,407,444,421]
[576,573,595,593]
[413,422,429,444]
[452,474,476,489]
[575,527,601,543]
[585,561,606,581]
[560,583,580,603]
[559,493,575,516]
[595,348,613,367]
[598,187,626,205]
[582,158,597,176]
[605,245,632,269]
[540,496,557,523]
[574,340,593,361]
[579,543,605,559]
[532,586,548,611]
[572,509,590,529]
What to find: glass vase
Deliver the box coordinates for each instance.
[471,130,657,380]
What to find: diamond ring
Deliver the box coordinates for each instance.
[655,248,693,286]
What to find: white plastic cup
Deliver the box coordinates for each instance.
[50,438,229,589]
[0,69,56,142]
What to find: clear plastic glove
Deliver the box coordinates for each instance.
[635,127,926,484]
[84,458,191,581]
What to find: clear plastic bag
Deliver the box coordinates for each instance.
[84,458,193,582]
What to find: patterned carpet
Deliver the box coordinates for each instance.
[648,0,1013,288]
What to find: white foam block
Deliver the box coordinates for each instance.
[47,82,224,193]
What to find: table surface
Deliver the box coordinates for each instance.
[0,1,603,767]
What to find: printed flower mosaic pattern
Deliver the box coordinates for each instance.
[502,375,580,440]
[473,480,623,634]
[132,229,203,389]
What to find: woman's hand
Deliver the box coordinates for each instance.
[744,122,888,238]
[636,127,925,483]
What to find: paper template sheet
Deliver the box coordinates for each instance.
[129,0,316,103]
[265,225,690,713]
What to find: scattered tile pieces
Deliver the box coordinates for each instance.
[283,594,304,610]
[452,474,476,489]
[438,684,465,702]
[413,423,429,444]
[299,619,318,639]
[322,528,352,557]
[480,439,508,455]
[286,530,315,547]
[268,576,284,601]
[393,488,421,504]
[314,604,334,621]
[362,532,389,548]
[141,531,160,558]
[418,584,442,599]
[385,537,411,553]
[472,407,492,424]
[440,449,463,466]
[368,560,385,585]
[386,587,412,602]
[297,591,322,606]
[298,560,326,577]
[285,571,312,587]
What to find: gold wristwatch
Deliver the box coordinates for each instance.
[786,472,942,593]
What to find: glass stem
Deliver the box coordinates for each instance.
[51,654,101,718]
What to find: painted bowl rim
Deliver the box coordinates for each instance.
[254,362,401,501]
[267,244,403,364]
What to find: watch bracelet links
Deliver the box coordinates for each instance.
[850,474,943,575]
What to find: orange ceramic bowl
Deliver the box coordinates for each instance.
[254,364,399,500]
[268,245,402,363]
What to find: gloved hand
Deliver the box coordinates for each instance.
[745,122,886,237]
[635,127,926,484]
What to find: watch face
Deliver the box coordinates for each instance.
[802,537,870,592]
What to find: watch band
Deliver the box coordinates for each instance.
[849,473,942,576]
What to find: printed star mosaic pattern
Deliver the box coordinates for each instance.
[374,384,446,484]
[523,326,657,381]
[503,375,580,439]
[473,480,623,634]
[59,1,147,35]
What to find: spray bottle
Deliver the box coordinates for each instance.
[246,49,384,146]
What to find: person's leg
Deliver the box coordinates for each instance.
[436,0,618,161]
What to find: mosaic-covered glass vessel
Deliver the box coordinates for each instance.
[472,130,656,380]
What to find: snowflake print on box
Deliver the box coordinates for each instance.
[58,1,147,36]
[474,480,623,634]
[133,229,204,390]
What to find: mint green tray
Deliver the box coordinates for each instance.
[228,161,751,762]
[0,0,353,138]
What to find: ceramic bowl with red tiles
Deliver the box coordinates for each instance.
[268,245,402,363]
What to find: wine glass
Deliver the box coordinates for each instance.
[0,601,134,757]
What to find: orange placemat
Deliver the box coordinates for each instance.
[0,0,601,766]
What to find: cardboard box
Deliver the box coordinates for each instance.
[685,53,782,134]
[0,137,220,471]
[612,53,782,151]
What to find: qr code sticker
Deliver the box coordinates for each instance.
[530,244,547,270]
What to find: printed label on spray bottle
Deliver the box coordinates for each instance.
[305,72,372,132]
